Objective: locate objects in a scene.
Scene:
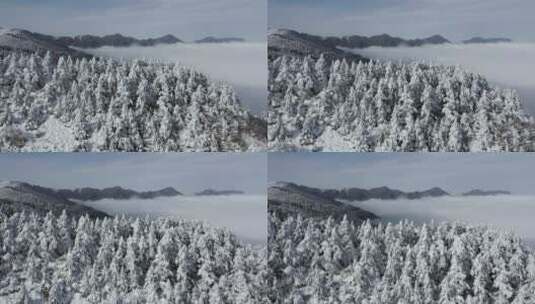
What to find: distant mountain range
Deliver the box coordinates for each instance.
[285,183,510,202]
[463,37,512,44]
[0,181,107,218]
[56,33,183,48]
[195,189,245,196]
[268,29,515,62]
[324,32,450,48]
[0,26,246,57]
[268,182,378,222]
[322,186,450,201]
[194,37,245,44]
[268,182,511,221]
[57,186,183,201]
[268,28,451,61]
[462,189,511,196]
[0,180,247,217]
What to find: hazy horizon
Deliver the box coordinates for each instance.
[0,0,266,42]
[0,153,267,195]
[269,0,535,43]
[268,153,535,195]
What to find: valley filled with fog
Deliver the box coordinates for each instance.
[85,43,267,113]
[351,43,535,115]
[79,194,267,245]
[346,195,535,246]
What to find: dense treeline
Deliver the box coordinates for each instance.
[268,55,535,151]
[0,51,264,151]
[268,213,535,303]
[0,211,268,303]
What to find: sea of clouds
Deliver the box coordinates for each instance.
[79,194,267,245]
[350,43,535,115]
[85,43,267,113]
[347,195,535,247]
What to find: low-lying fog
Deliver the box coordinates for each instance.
[79,194,267,245]
[346,195,535,247]
[350,43,535,115]
[85,43,267,113]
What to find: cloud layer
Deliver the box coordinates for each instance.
[354,43,535,114]
[349,196,535,246]
[81,195,267,244]
[86,43,267,112]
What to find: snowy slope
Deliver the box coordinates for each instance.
[0,27,86,57]
[0,181,107,218]
[268,182,378,223]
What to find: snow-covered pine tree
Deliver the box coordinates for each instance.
[0,51,265,151]
[268,212,535,303]
[0,210,267,303]
[268,55,535,151]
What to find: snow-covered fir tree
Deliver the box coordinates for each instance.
[0,210,268,303]
[0,51,265,151]
[268,55,535,151]
[268,212,535,303]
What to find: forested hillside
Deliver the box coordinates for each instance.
[268,213,535,303]
[268,55,535,151]
[0,211,268,303]
[0,51,265,151]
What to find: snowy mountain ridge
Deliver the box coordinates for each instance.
[268,28,452,62]
[0,27,88,58]
[0,180,108,218]
[268,182,378,222]
[268,28,367,61]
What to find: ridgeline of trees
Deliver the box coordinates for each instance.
[269,55,535,151]
[268,213,535,303]
[0,211,268,303]
[0,52,264,152]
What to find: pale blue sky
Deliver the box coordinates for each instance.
[0,0,266,41]
[269,0,535,42]
[0,153,266,194]
[268,153,535,195]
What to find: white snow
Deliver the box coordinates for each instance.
[22,117,77,152]
[314,127,354,151]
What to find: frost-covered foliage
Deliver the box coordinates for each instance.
[268,213,535,304]
[0,51,265,151]
[0,211,268,303]
[268,55,535,151]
